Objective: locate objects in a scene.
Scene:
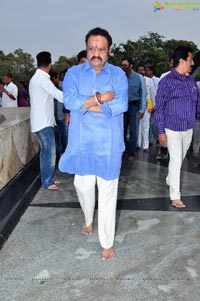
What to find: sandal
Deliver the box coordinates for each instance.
[48,184,59,191]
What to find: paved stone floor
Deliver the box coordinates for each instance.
[1,137,200,300]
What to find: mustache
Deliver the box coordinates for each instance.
[91,56,102,61]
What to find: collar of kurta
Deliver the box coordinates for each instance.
[84,60,110,74]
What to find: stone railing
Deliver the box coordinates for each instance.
[0,108,39,190]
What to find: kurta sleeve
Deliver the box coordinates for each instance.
[99,68,128,117]
[63,67,88,114]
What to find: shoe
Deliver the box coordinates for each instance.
[144,148,150,153]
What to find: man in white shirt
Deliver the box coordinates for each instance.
[145,65,160,147]
[29,51,63,190]
[0,73,18,107]
[145,66,159,90]
[136,64,156,152]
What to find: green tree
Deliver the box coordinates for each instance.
[109,32,199,76]
[0,48,35,84]
[52,55,77,74]
[12,48,35,81]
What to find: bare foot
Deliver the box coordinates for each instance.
[171,199,186,208]
[82,223,93,235]
[102,247,115,261]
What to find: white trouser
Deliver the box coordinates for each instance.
[137,109,151,149]
[166,128,193,200]
[74,175,119,249]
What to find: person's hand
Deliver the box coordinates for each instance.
[65,113,70,126]
[99,91,115,103]
[138,112,144,119]
[158,133,167,147]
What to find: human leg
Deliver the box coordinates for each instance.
[74,175,96,234]
[137,119,142,148]
[150,112,158,143]
[35,127,56,189]
[182,129,193,160]
[127,103,139,157]
[59,119,68,153]
[123,112,129,150]
[54,125,60,160]
[166,129,189,207]
[55,119,68,160]
[97,177,119,260]
[142,110,150,150]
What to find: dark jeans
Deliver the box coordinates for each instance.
[149,112,158,143]
[54,119,68,158]
[124,102,140,156]
[35,127,56,188]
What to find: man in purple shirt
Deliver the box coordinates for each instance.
[155,46,200,208]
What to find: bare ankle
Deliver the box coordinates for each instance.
[82,223,93,235]
[102,247,115,261]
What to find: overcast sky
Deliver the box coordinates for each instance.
[1,0,200,63]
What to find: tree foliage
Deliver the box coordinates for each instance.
[0,33,199,83]
[52,55,77,74]
[0,48,35,84]
[109,32,199,76]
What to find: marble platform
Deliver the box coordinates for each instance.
[0,108,39,190]
[0,134,200,300]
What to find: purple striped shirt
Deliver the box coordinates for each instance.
[155,68,200,134]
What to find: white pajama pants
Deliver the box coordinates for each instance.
[74,175,119,249]
[166,128,193,200]
[137,109,151,149]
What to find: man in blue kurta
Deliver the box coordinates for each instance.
[59,27,128,261]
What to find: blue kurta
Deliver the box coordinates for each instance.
[59,61,128,180]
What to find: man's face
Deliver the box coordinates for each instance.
[121,60,132,76]
[87,35,109,70]
[145,67,152,78]
[79,57,87,64]
[180,52,194,74]
[51,76,59,87]
[2,75,11,85]
[137,66,145,76]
